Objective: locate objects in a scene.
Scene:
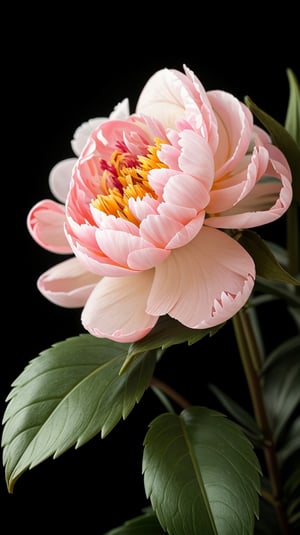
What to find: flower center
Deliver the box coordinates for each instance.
[92,138,167,225]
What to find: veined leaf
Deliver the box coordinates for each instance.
[143,407,261,535]
[120,315,223,374]
[261,335,300,442]
[238,230,300,285]
[2,334,157,492]
[104,511,165,534]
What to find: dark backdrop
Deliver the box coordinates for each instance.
[3,7,299,533]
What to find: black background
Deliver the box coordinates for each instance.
[3,7,299,533]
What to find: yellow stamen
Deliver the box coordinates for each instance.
[92,137,168,225]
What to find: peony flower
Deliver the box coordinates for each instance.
[27,65,293,342]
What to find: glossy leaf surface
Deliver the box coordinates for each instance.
[2,335,156,492]
[143,407,261,535]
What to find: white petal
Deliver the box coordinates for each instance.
[49,158,76,202]
[71,118,105,156]
[82,271,157,342]
[38,257,100,307]
[109,98,130,119]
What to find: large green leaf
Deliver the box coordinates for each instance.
[261,335,300,442]
[2,334,157,492]
[104,511,165,534]
[120,315,223,373]
[143,407,261,535]
[238,230,300,290]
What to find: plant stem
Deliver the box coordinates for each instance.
[232,308,291,534]
[286,201,300,295]
[150,376,192,409]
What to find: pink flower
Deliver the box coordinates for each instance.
[27,66,293,342]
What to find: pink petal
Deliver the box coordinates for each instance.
[66,229,135,276]
[208,90,253,177]
[90,207,140,235]
[163,174,210,210]
[140,213,190,248]
[177,130,214,189]
[206,161,293,229]
[128,195,159,221]
[148,168,175,199]
[27,200,71,253]
[95,229,155,268]
[207,146,269,214]
[267,144,293,183]
[127,247,170,270]
[166,213,205,248]
[182,65,219,149]
[37,257,100,307]
[157,144,180,171]
[70,100,130,157]
[158,202,197,223]
[140,212,204,249]
[81,271,158,342]
[147,226,255,328]
[71,119,105,156]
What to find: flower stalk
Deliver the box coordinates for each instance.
[232,308,291,534]
[151,376,192,410]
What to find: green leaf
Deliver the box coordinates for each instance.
[104,511,165,534]
[143,407,261,535]
[261,335,300,442]
[285,69,300,147]
[263,240,289,267]
[254,278,300,308]
[277,416,300,465]
[261,334,300,373]
[2,334,157,492]
[208,384,263,444]
[284,458,300,525]
[120,315,223,374]
[238,230,300,285]
[244,95,300,203]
